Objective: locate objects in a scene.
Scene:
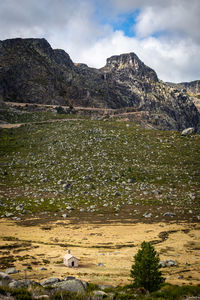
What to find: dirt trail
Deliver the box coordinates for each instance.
[0,218,199,286]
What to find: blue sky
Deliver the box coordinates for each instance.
[0,0,200,82]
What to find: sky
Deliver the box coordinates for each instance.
[0,0,200,83]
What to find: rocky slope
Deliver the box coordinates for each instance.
[166,80,200,113]
[177,80,200,95]
[0,37,200,130]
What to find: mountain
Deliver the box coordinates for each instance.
[0,37,200,131]
[166,80,200,113]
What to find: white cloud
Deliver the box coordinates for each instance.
[75,30,200,82]
[0,0,200,82]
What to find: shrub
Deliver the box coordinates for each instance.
[130,241,165,292]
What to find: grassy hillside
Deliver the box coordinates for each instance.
[0,114,199,221]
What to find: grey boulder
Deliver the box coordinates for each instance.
[181,127,195,136]
[9,279,39,289]
[41,277,60,286]
[5,268,19,274]
[166,259,178,266]
[0,272,10,281]
[92,290,108,299]
[53,279,86,293]
[163,212,176,217]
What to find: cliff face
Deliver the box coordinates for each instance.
[0,37,200,131]
[179,80,200,95]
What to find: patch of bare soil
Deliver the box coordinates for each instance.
[0,218,199,286]
[0,123,22,129]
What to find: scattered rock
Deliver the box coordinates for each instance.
[93,290,108,299]
[159,261,167,268]
[114,192,120,196]
[9,279,39,289]
[12,217,21,221]
[61,214,68,218]
[41,277,60,287]
[127,178,134,183]
[34,295,49,299]
[53,279,86,293]
[57,180,66,185]
[143,212,152,218]
[0,272,10,281]
[163,212,176,217]
[166,259,178,267]
[16,204,23,211]
[5,212,14,218]
[40,267,47,271]
[64,276,76,281]
[66,206,73,210]
[97,263,104,267]
[181,127,195,136]
[100,285,114,290]
[5,268,19,275]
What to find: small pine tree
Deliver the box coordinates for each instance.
[130,241,165,292]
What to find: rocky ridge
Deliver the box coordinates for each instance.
[0,38,200,131]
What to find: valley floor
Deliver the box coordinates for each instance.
[0,217,200,286]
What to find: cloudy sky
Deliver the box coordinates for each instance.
[0,0,200,82]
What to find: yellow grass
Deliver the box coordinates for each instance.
[0,219,200,286]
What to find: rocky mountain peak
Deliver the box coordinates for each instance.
[103,52,158,82]
[0,37,52,55]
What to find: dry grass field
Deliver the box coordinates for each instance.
[0,217,200,286]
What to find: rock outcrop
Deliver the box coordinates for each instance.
[0,37,200,131]
[177,80,200,95]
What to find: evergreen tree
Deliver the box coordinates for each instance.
[130,241,165,292]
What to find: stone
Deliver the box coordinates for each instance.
[114,192,121,196]
[12,217,21,221]
[143,212,152,218]
[166,259,178,266]
[97,263,104,267]
[0,272,10,281]
[41,277,60,287]
[57,180,66,185]
[53,279,86,293]
[159,261,167,268]
[127,178,134,183]
[64,276,76,281]
[9,279,39,289]
[16,204,23,211]
[61,214,68,218]
[100,285,114,290]
[163,212,176,217]
[66,206,73,210]
[181,127,195,136]
[63,183,71,190]
[5,212,14,218]
[93,290,108,299]
[5,268,19,274]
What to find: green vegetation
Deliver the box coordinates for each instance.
[130,241,165,292]
[150,283,200,300]
[0,107,79,124]
[0,283,200,299]
[0,286,32,300]
[0,112,200,219]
